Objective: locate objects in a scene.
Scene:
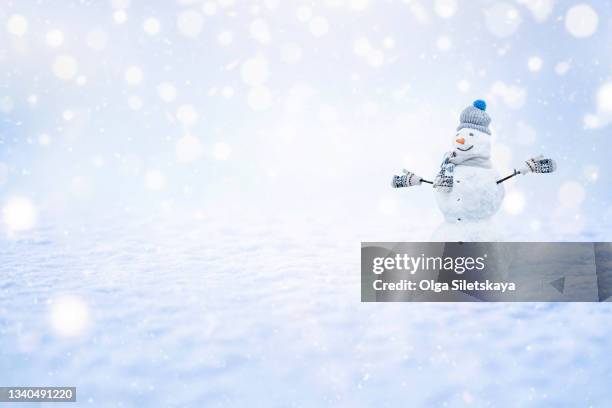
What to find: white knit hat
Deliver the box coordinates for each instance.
[457,99,491,135]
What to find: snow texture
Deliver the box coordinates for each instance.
[2,215,612,407]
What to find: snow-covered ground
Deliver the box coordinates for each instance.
[1,213,611,407]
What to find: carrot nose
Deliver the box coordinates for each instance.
[456,138,465,145]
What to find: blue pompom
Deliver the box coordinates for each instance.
[473,99,487,111]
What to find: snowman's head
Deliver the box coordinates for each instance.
[454,99,492,159]
[454,127,491,158]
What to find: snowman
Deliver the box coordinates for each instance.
[392,99,556,241]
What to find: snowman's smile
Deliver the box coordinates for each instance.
[457,145,474,152]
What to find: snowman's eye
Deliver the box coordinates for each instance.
[469,132,474,136]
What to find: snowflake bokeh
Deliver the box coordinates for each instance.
[0,0,610,239]
[1,1,612,406]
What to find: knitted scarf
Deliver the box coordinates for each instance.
[433,151,491,192]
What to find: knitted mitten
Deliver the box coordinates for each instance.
[391,169,423,188]
[519,155,557,174]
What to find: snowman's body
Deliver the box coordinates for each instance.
[432,165,505,241]
[435,166,504,222]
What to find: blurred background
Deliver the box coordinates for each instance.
[1,0,612,406]
[1,0,611,239]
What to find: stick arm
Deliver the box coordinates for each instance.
[497,156,557,184]
[496,169,519,184]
